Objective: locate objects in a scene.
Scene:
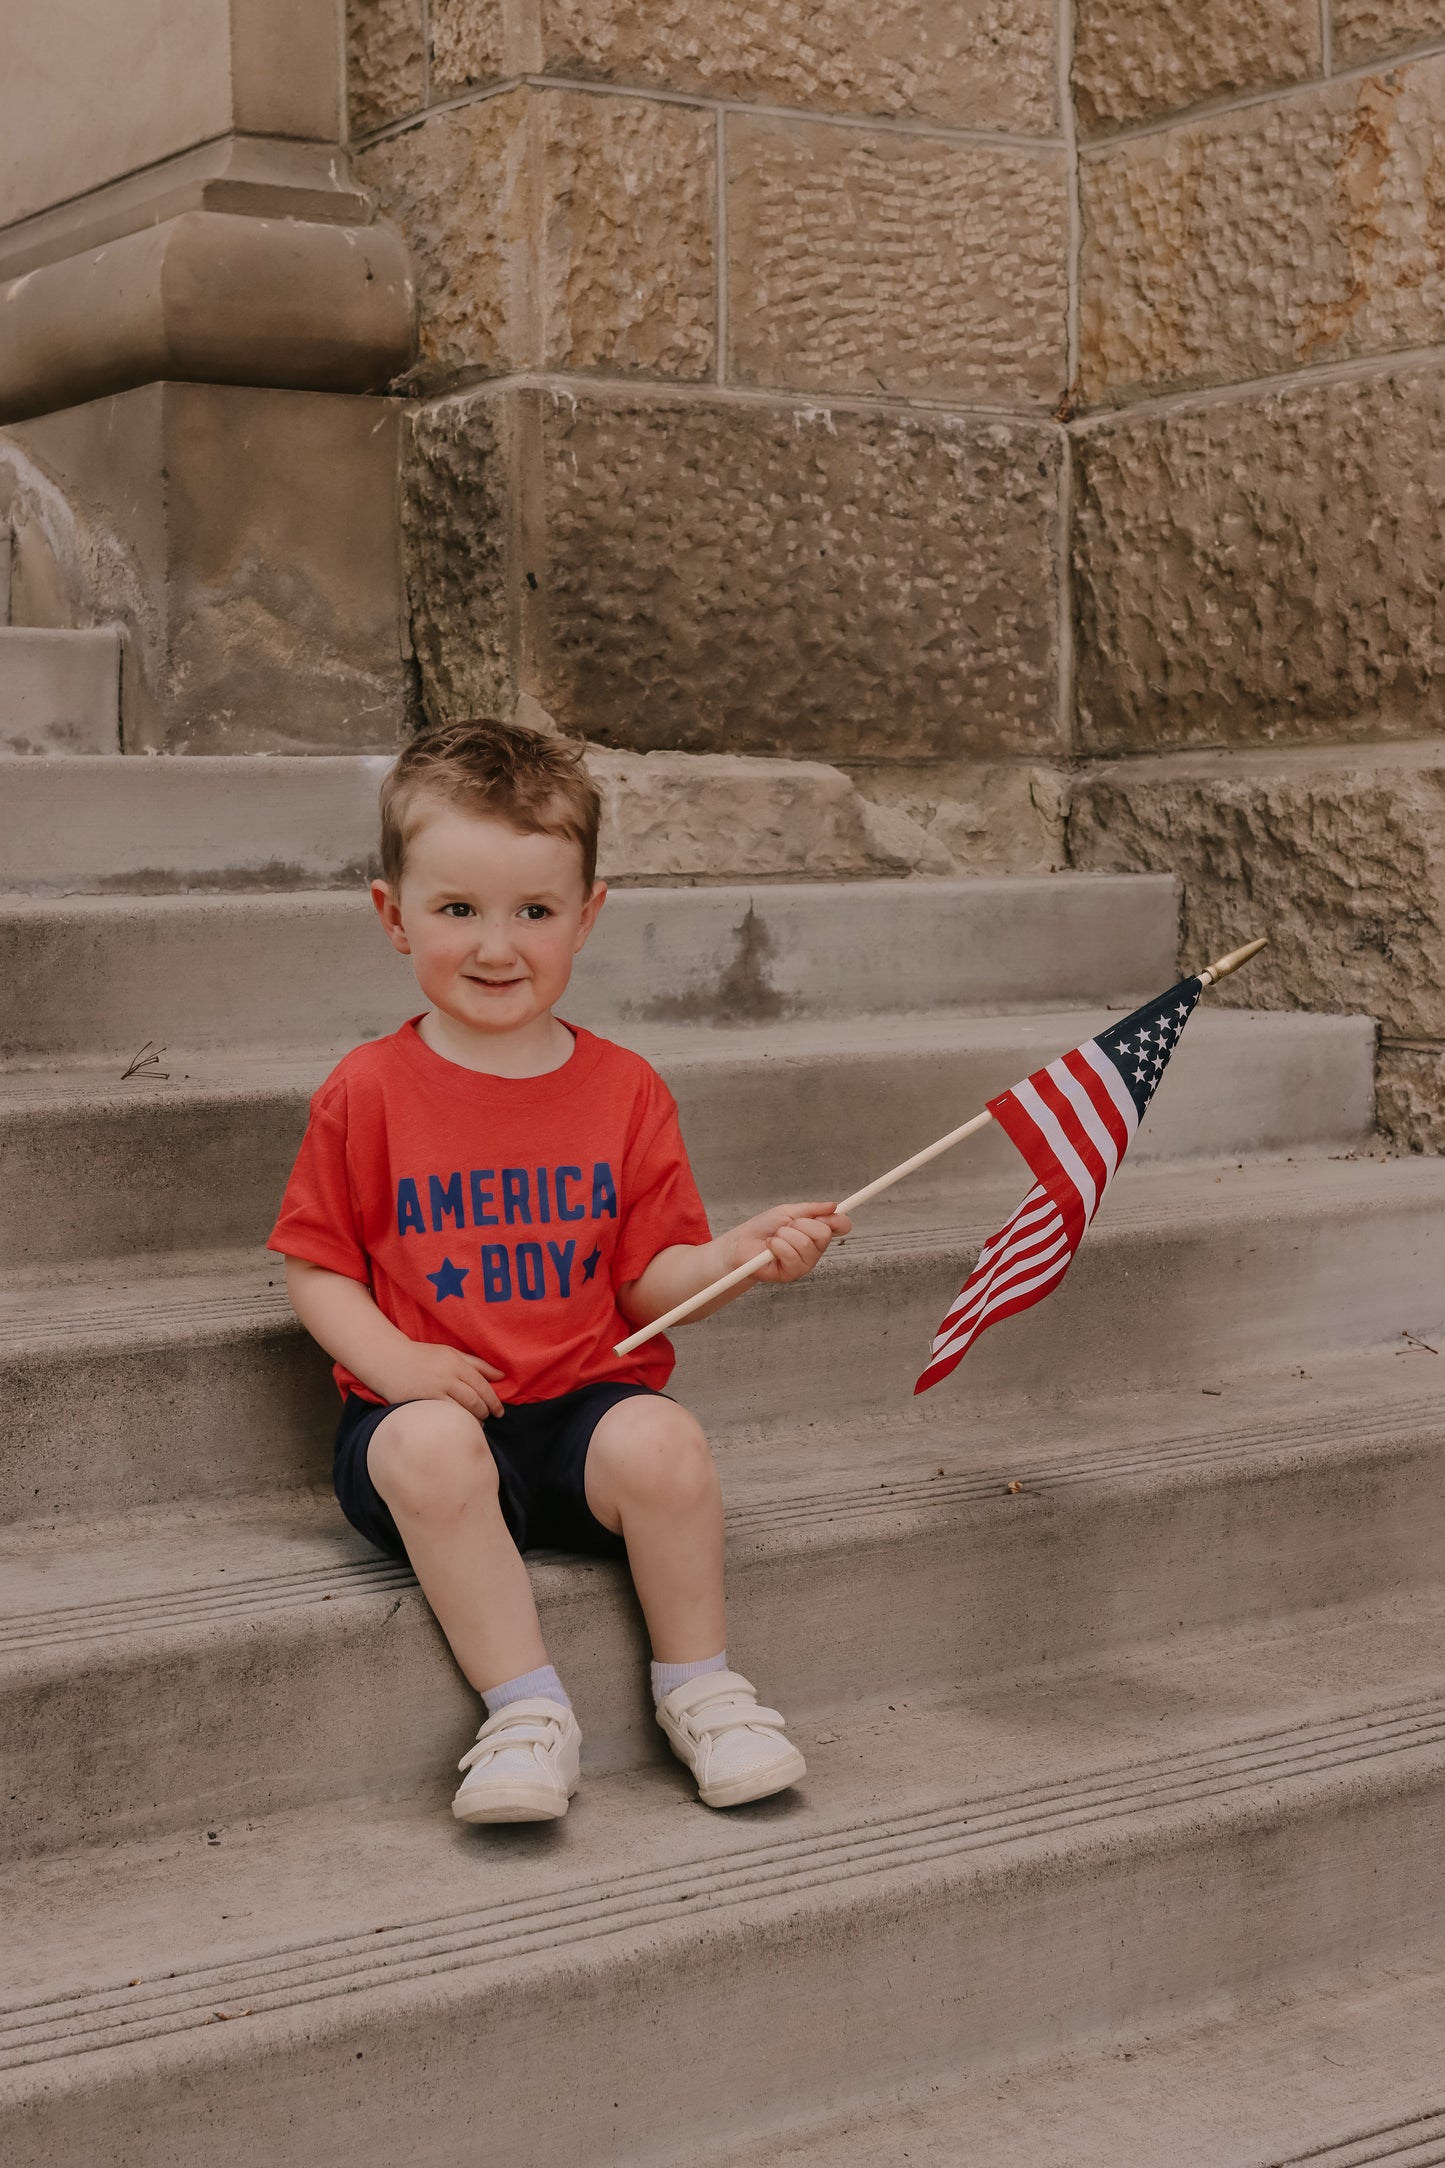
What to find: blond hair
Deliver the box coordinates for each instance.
[379,717,601,891]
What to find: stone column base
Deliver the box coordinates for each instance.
[3,382,411,753]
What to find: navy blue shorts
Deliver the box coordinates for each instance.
[333,1382,664,1562]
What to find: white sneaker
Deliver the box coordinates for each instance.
[451,1698,581,1824]
[655,1669,807,1809]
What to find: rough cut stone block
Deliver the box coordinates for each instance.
[726,118,1067,404]
[405,388,1063,762]
[347,0,426,137]
[591,748,905,881]
[1073,0,1319,135]
[432,0,1058,134]
[1376,1044,1445,1152]
[843,759,1069,872]
[429,0,507,92]
[358,89,714,388]
[1081,58,1445,402]
[1073,365,1445,753]
[1334,0,1445,67]
[1067,744,1445,1145]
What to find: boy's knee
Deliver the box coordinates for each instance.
[597,1400,717,1511]
[368,1399,497,1519]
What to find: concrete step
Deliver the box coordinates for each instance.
[0,626,120,754]
[3,1156,1439,1526]
[706,1960,1445,2168]
[0,877,1179,1063]
[2,1592,1444,2164]
[0,746,1060,894]
[0,753,392,894]
[4,1357,1443,1857]
[0,1007,1376,1270]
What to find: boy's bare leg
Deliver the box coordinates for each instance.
[584,1398,727,1661]
[367,1400,548,1693]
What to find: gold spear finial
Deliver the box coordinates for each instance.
[1199,936,1268,987]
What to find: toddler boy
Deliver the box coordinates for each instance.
[270,718,850,1824]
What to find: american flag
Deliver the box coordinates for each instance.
[915,976,1205,1393]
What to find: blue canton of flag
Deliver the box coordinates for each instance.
[915,976,1205,1393]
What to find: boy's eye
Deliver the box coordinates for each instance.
[519,904,551,922]
[440,902,475,918]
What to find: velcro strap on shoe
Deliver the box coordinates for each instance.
[660,1668,760,1716]
[688,1703,788,1738]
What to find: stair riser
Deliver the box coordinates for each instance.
[5,1189,1440,1525]
[0,755,389,894]
[0,879,1178,1063]
[0,1330,335,1526]
[0,1019,1377,1268]
[6,1441,1442,1858]
[4,1761,1442,2167]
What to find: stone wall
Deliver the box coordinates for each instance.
[347,0,1074,771]
[1065,0,1445,1147]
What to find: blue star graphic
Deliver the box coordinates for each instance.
[427,1257,469,1301]
[581,1246,602,1282]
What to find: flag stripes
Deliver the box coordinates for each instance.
[914,977,1202,1395]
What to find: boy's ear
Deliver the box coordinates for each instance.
[371,879,412,955]
[573,879,607,953]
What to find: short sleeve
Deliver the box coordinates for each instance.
[612,1073,711,1287]
[267,1092,371,1282]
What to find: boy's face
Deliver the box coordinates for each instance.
[372,806,606,1039]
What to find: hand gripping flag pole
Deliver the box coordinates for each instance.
[612,937,1267,1363]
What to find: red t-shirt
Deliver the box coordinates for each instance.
[267,1019,711,1405]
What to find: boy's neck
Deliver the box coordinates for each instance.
[416,1007,576,1079]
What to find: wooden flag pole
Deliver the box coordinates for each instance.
[613,934,1268,1358]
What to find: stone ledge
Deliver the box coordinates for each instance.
[0,212,415,426]
[593,747,1068,882]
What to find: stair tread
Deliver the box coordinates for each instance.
[4,1352,1442,1638]
[0,1001,1373,1104]
[4,1585,1444,2074]
[0,1152,1431,1354]
[704,1961,1445,2168]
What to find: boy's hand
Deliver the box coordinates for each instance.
[372,1341,507,1420]
[726,1202,853,1285]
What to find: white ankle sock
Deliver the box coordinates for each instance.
[483,1664,570,1717]
[651,1651,728,1705]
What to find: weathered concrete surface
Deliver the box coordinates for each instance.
[0,878,1178,1062]
[1334,0,1445,66]
[346,0,426,137]
[0,629,120,755]
[428,0,1059,134]
[360,90,714,389]
[725,118,1067,404]
[1067,742,1445,1147]
[1072,366,1445,752]
[1081,57,1445,404]
[406,387,1063,759]
[5,384,410,754]
[1073,0,1319,136]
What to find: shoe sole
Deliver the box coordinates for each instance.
[451,1783,573,1825]
[696,1747,808,1810]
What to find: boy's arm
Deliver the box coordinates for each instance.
[284,1259,507,1418]
[616,1202,851,1330]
